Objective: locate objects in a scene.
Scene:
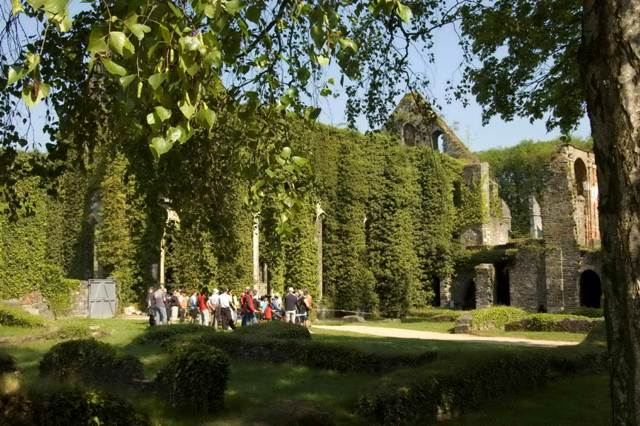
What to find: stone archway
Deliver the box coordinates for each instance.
[431,130,444,151]
[463,279,476,310]
[574,158,588,197]
[579,269,602,308]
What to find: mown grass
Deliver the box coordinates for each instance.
[1,317,609,425]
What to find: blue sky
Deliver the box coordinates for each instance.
[17,3,591,153]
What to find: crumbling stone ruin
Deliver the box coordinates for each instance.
[390,94,602,313]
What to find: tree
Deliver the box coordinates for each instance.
[457,1,640,423]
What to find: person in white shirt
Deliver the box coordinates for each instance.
[207,288,220,329]
[218,289,235,330]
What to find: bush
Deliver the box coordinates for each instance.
[164,332,438,373]
[0,352,17,374]
[234,321,311,339]
[469,306,528,330]
[30,386,150,426]
[505,314,601,333]
[130,323,204,345]
[39,338,144,386]
[49,323,92,340]
[567,307,604,318]
[155,344,229,413]
[357,349,606,425]
[39,265,79,318]
[405,307,462,322]
[0,304,45,328]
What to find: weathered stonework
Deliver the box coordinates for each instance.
[473,264,495,309]
[509,244,546,311]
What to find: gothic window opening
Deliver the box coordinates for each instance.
[579,270,602,308]
[574,158,588,197]
[432,130,445,152]
[402,123,417,146]
[494,262,510,305]
[463,279,476,310]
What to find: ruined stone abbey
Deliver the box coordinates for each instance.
[390,95,602,313]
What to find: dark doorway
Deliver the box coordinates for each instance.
[463,279,476,310]
[494,262,510,305]
[432,130,444,152]
[432,277,441,307]
[403,123,417,146]
[579,270,602,308]
[574,158,588,196]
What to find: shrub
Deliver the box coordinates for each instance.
[469,306,528,330]
[0,352,17,374]
[49,323,92,340]
[567,307,604,318]
[155,344,229,413]
[405,307,462,322]
[234,321,311,339]
[164,332,438,373]
[130,323,204,345]
[39,338,144,386]
[357,349,606,425]
[0,304,45,328]
[39,265,79,318]
[30,386,150,426]
[505,314,601,333]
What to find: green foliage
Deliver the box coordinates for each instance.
[167,224,218,292]
[39,338,144,386]
[233,321,311,340]
[39,265,79,318]
[155,344,229,413]
[357,349,605,425]
[477,138,592,236]
[505,313,601,333]
[405,307,463,322]
[0,304,45,328]
[280,205,319,298]
[469,306,529,330]
[567,307,603,318]
[30,386,151,426]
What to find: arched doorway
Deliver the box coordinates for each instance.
[463,279,476,310]
[403,123,417,146]
[494,262,510,305]
[579,270,602,308]
[432,277,441,307]
[431,130,445,152]
[574,158,588,197]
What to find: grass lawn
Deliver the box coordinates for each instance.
[1,317,608,425]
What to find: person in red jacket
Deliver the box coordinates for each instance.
[241,287,256,326]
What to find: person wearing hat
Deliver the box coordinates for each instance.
[284,287,298,324]
[207,288,220,329]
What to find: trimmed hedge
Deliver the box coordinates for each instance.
[0,304,45,328]
[163,331,438,373]
[469,306,528,330]
[234,321,311,339]
[130,323,205,345]
[405,307,462,322]
[39,339,144,386]
[155,344,229,413]
[357,349,606,425]
[505,314,601,333]
[567,307,604,318]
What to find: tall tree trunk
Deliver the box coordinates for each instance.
[581,1,640,424]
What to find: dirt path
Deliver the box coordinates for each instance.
[314,325,579,347]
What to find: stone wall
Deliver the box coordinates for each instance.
[473,264,495,308]
[70,281,90,317]
[509,244,546,311]
[0,291,53,319]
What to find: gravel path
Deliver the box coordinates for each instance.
[314,325,579,347]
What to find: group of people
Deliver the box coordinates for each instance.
[146,285,313,329]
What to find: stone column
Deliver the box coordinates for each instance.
[315,203,325,301]
[439,276,453,308]
[529,195,543,239]
[473,264,495,308]
[159,227,166,287]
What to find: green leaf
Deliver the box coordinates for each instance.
[203,4,216,18]
[88,28,108,54]
[310,24,324,49]
[109,31,128,55]
[291,156,310,168]
[149,136,172,158]
[166,1,184,18]
[148,72,167,90]
[316,55,329,66]
[280,146,292,159]
[154,106,172,121]
[245,5,261,23]
[119,74,136,88]
[305,106,322,120]
[21,81,49,107]
[222,0,244,15]
[196,108,217,129]
[396,2,413,23]
[179,35,202,51]
[12,0,24,15]
[339,38,358,52]
[7,67,25,86]
[128,23,151,41]
[102,59,127,76]
[25,53,40,73]
[146,112,156,126]
[166,126,183,143]
[178,98,196,120]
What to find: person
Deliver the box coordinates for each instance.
[303,290,313,328]
[178,290,187,322]
[284,287,298,324]
[188,291,199,324]
[296,290,308,325]
[263,299,273,321]
[207,288,220,329]
[197,288,210,326]
[169,290,180,324]
[258,295,269,321]
[229,289,238,325]
[218,288,235,330]
[153,286,167,325]
[146,287,156,326]
[241,287,256,326]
